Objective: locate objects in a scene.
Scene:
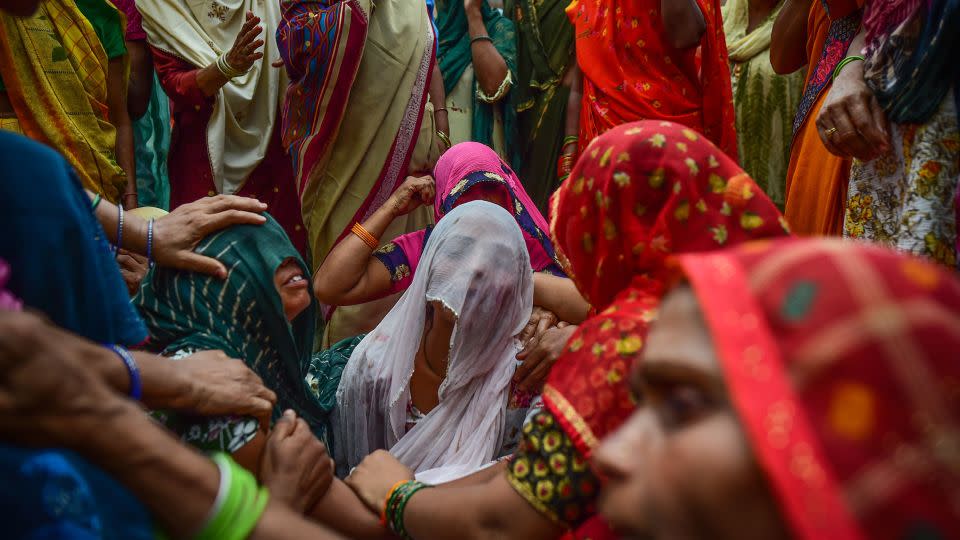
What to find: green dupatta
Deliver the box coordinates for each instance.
[134,216,326,430]
[437,0,520,167]
[505,0,574,212]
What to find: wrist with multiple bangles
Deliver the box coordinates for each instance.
[558,135,579,182]
[832,55,864,82]
[188,453,270,540]
[380,480,432,540]
[216,53,248,79]
[112,202,156,265]
[351,222,380,250]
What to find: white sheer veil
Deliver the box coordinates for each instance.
[333,201,533,482]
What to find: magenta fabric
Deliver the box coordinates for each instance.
[109,0,147,41]
[381,142,560,294]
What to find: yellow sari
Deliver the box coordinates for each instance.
[0,0,126,202]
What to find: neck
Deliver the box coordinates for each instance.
[747,0,779,33]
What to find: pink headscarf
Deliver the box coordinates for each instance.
[383,143,562,294]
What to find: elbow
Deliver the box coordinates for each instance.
[312,275,336,306]
[769,48,804,75]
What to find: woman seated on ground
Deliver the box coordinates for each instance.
[315,142,590,384]
[134,216,386,538]
[313,201,536,481]
[596,238,960,538]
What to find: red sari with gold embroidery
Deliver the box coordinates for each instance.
[567,0,737,158]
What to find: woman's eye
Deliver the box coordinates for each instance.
[657,385,713,430]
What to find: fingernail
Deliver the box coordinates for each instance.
[284,409,295,418]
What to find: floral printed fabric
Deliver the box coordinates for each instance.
[506,410,600,527]
[844,94,959,268]
[151,348,260,454]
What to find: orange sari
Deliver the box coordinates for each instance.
[783,0,863,236]
[566,0,736,158]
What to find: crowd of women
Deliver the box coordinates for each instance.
[0,0,958,538]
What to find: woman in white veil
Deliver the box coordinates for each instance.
[324,200,533,483]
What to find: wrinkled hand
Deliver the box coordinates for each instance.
[226,11,264,73]
[0,311,128,448]
[815,60,890,160]
[117,249,148,296]
[345,449,415,515]
[261,410,335,513]
[152,194,267,278]
[172,350,277,421]
[388,175,435,216]
[514,324,577,391]
[519,306,559,346]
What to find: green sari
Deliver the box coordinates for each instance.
[134,216,330,450]
[505,0,574,213]
[437,0,519,167]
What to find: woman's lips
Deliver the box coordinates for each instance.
[284,273,309,290]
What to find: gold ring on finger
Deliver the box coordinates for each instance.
[825,127,838,136]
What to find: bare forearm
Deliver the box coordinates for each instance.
[661,0,705,49]
[116,122,137,205]
[196,63,231,97]
[770,0,813,74]
[310,479,392,540]
[430,64,450,136]
[563,64,581,139]
[467,9,509,98]
[89,190,149,254]
[313,203,397,302]
[71,401,221,538]
[533,273,590,324]
[127,42,154,120]
[403,475,562,540]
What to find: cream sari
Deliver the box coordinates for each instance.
[138,0,286,195]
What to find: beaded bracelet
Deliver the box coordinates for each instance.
[351,222,380,250]
[107,345,142,400]
[146,219,155,265]
[116,204,125,255]
[194,454,270,540]
[384,480,431,539]
[832,55,864,82]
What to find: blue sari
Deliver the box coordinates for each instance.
[0,131,153,538]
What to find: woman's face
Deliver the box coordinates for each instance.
[453,182,512,211]
[592,286,790,540]
[274,258,311,322]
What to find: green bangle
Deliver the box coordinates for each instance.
[386,480,431,539]
[91,193,102,211]
[832,55,865,81]
[195,453,270,540]
[562,135,578,148]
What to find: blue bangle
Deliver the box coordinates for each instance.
[116,204,125,255]
[146,219,155,264]
[107,345,142,400]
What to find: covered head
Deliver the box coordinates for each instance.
[134,215,323,426]
[334,201,533,482]
[549,120,790,310]
[596,238,960,539]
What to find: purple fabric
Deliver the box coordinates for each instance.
[110,0,147,41]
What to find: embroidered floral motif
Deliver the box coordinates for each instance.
[208,1,228,22]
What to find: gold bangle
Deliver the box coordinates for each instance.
[351,222,379,250]
[436,130,452,149]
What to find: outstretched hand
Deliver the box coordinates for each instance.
[152,194,267,278]
[226,11,264,73]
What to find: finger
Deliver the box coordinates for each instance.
[838,102,879,159]
[202,194,268,214]
[177,252,228,279]
[828,106,870,158]
[557,321,570,329]
[536,316,552,338]
[241,397,274,417]
[271,409,297,441]
[845,94,887,152]
[514,347,544,385]
[240,26,263,48]
[272,59,285,68]
[200,209,269,236]
[519,319,537,344]
[257,386,278,406]
[247,52,264,62]
[521,360,552,391]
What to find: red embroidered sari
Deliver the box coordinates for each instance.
[541,120,789,536]
[678,238,960,539]
[567,0,737,158]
